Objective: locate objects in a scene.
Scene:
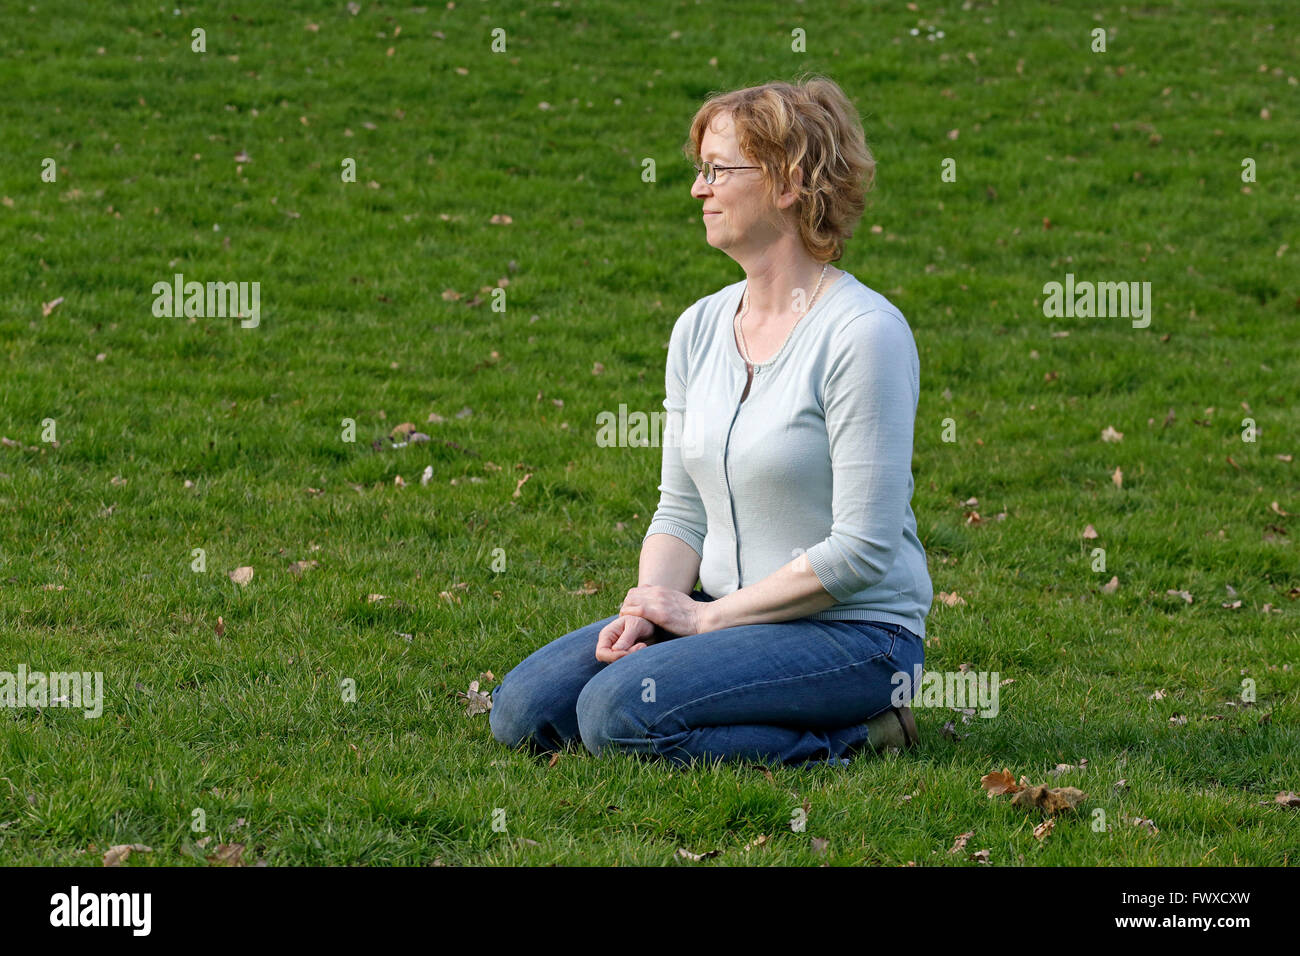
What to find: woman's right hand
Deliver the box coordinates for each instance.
[595,614,659,662]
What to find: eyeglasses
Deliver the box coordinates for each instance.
[692,160,760,185]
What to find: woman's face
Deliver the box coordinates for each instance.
[692,112,780,256]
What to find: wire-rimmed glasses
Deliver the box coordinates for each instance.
[692,160,760,185]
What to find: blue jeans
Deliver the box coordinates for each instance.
[489,589,924,769]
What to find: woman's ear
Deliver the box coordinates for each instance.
[777,165,804,209]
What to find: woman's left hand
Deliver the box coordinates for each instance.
[618,586,709,637]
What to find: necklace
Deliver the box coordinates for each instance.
[734,263,829,373]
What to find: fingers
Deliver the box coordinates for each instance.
[595,617,653,661]
[595,621,620,659]
[612,620,643,652]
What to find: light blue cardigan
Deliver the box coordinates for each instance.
[642,271,933,638]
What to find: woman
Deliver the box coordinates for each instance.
[491,75,933,768]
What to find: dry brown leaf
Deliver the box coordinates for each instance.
[980,768,1022,796]
[1275,792,1300,808]
[1101,575,1119,594]
[677,847,721,861]
[215,616,225,638]
[207,843,245,866]
[229,566,254,586]
[102,843,152,866]
[1112,466,1123,488]
[1010,784,1087,815]
[1082,524,1098,539]
[460,680,491,716]
[288,559,319,575]
[810,837,829,855]
[1032,818,1055,841]
[1101,426,1123,442]
[948,831,974,854]
[42,296,65,317]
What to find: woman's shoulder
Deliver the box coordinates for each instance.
[667,279,743,347]
[828,271,909,331]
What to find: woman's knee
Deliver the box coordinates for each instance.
[576,669,650,754]
[487,673,545,748]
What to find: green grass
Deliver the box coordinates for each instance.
[0,0,1296,865]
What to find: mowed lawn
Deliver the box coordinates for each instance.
[0,0,1296,865]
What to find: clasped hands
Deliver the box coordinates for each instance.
[594,585,709,662]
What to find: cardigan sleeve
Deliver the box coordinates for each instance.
[803,309,920,602]
[642,307,708,557]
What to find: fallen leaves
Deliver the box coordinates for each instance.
[1101,425,1124,442]
[980,768,1020,796]
[206,843,246,866]
[41,296,65,317]
[459,679,492,716]
[229,566,254,586]
[1012,784,1087,814]
[103,843,152,866]
[980,767,1087,814]
[677,847,721,861]
[1049,759,1088,776]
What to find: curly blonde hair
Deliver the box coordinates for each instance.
[684,74,874,263]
